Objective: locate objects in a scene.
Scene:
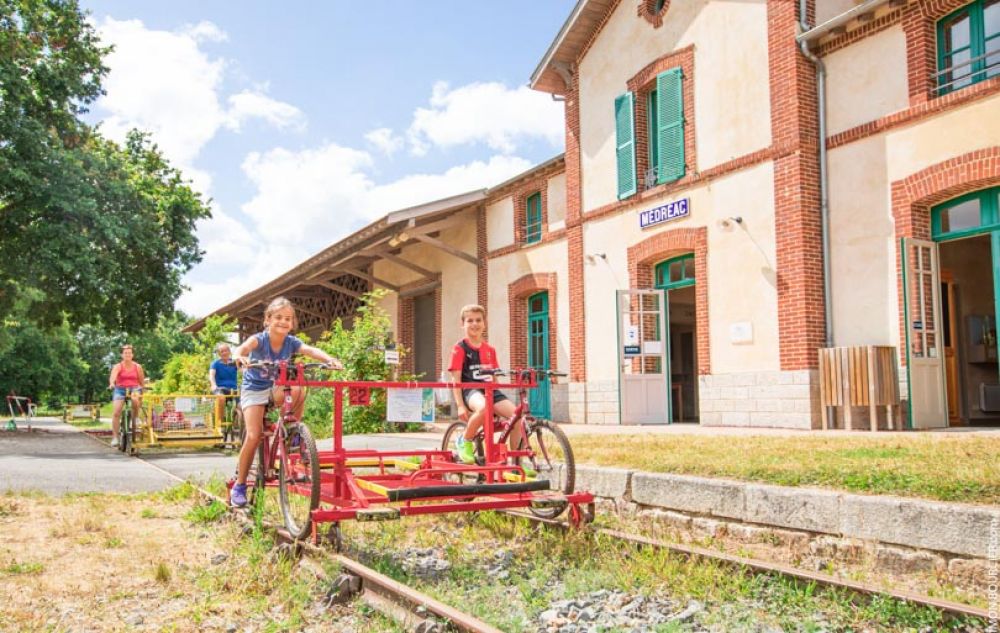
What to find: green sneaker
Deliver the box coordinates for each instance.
[457,438,476,464]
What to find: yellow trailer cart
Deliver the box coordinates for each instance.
[132,394,231,452]
[63,403,100,423]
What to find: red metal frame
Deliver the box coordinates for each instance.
[270,363,594,535]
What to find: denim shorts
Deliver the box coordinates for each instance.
[112,387,142,401]
[240,388,273,410]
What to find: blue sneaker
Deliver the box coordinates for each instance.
[230,483,248,508]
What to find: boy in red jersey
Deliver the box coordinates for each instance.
[448,304,521,464]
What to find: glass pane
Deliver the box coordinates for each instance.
[641,294,660,311]
[945,49,974,89]
[986,33,1000,78]
[669,261,682,282]
[944,12,971,51]
[939,198,981,233]
[530,297,543,313]
[684,256,695,279]
[985,0,999,38]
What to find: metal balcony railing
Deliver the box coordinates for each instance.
[934,50,1000,95]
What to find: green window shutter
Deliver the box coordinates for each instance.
[615,92,637,199]
[656,68,685,184]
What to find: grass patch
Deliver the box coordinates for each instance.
[185,500,227,525]
[2,561,44,575]
[154,561,171,583]
[569,434,1000,504]
[64,417,109,429]
[141,508,157,519]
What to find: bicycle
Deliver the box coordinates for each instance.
[113,387,142,454]
[441,368,576,519]
[230,361,329,540]
[214,388,244,448]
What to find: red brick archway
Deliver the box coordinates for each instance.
[892,147,1000,358]
[627,227,709,374]
[508,273,558,372]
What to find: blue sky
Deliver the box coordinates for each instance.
[79,1,575,317]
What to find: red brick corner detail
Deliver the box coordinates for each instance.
[627,227,709,374]
[892,147,1000,360]
[508,273,559,373]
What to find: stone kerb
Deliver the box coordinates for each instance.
[583,466,999,559]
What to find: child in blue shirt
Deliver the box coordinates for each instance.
[229,296,342,507]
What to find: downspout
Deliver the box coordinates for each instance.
[798,0,834,349]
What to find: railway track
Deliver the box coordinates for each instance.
[129,448,989,631]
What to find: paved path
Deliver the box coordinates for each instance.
[0,418,444,494]
[0,417,176,494]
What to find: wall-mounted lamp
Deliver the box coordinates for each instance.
[585,252,607,265]
[718,216,743,229]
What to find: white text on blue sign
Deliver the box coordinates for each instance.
[640,198,690,229]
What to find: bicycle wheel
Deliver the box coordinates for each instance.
[440,421,482,486]
[242,425,267,508]
[229,406,245,449]
[278,422,320,540]
[518,419,575,519]
[118,409,129,453]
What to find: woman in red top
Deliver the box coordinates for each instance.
[108,344,146,448]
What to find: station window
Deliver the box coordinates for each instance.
[615,67,685,199]
[654,253,695,290]
[936,0,1000,95]
[525,192,542,244]
[931,186,1000,239]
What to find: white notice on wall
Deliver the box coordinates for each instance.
[387,388,436,423]
[625,325,639,346]
[729,321,754,345]
[384,349,400,365]
[643,341,662,355]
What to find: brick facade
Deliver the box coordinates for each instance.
[903,0,973,106]
[637,0,670,29]
[564,73,587,383]
[891,147,1000,360]
[507,273,559,373]
[626,227,710,375]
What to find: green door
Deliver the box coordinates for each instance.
[527,292,551,419]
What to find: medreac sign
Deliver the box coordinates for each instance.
[639,197,690,229]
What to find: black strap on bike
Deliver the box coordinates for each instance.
[385,479,551,502]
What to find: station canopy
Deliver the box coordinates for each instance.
[184,189,487,340]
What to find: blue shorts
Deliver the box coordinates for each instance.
[112,387,143,401]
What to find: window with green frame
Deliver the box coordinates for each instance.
[932,186,1000,239]
[615,66,684,198]
[524,192,542,244]
[654,253,695,289]
[936,0,999,95]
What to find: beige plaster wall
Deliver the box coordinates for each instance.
[886,93,1000,182]
[825,26,908,136]
[827,135,897,347]
[577,0,771,212]
[828,94,1000,353]
[486,240,571,374]
[547,172,567,228]
[581,162,779,383]
[486,196,515,251]
[816,0,858,25]
[377,291,399,340]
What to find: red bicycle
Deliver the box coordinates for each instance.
[440,369,576,519]
[228,361,330,539]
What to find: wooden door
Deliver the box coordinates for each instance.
[941,271,962,425]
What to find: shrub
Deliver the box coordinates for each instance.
[154,315,235,394]
[302,290,418,438]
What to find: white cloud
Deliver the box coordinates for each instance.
[226,90,306,132]
[364,127,404,156]
[179,146,533,317]
[94,17,305,195]
[406,81,564,154]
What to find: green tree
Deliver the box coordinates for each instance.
[129,311,196,381]
[74,324,123,403]
[302,290,416,438]
[155,315,236,394]
[0,2,210,331]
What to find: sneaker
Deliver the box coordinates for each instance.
[110,437,119,448]
[457,438,476,464]
[230,483,248,508]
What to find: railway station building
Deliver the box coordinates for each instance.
[190,0,1000,430]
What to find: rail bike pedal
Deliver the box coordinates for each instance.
[356,507,400,522]
[530,495,568,509]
